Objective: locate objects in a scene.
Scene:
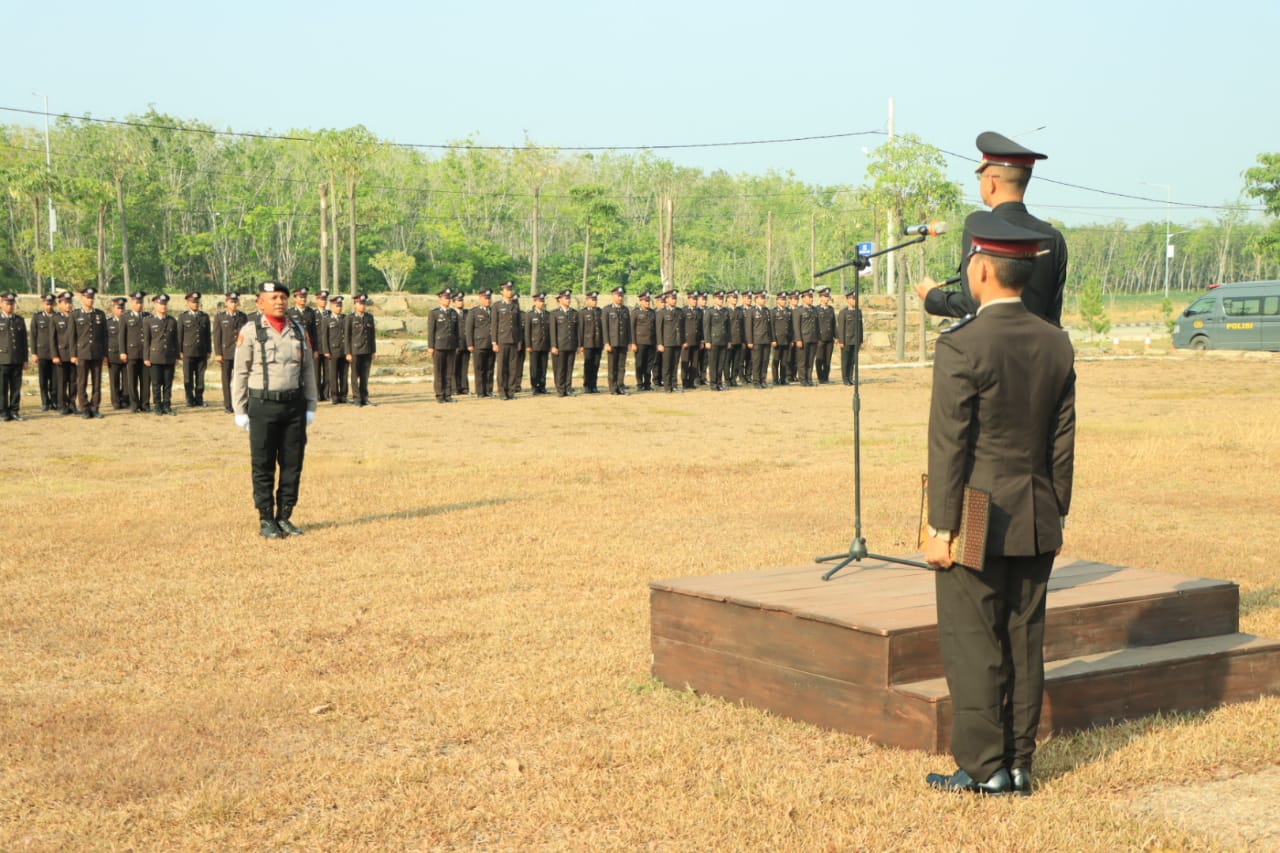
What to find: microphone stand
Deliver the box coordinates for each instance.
[814,235,933,578]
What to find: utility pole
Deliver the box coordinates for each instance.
[1144,182,1172,298]
[766,210,773,293]
[34,92,56,293]
[531,186,540,296]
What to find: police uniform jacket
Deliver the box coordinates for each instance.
[655,306,684,347]
[287,305,318,351]
[29,310,56,359]
[346,312,377,356]
[703,305,732,346]
[70,307,110,360]
[523,309,551,352]
[453,309,468,352]
[816,304,836,342]
[142,315,179,364]
[838,306,863,346]
[230,314,319,417]
[602,303,630,348]
[681,306,702,348]
[465,304,494,349]
[580,305,603,348]
[630,305,656,345]
[122,310,149,359]
[928,301,1075,556]
[924,201,1069,326]
[793,304,819,344]
[177,310,212,358]
[105,313,124,357]
[748,305,774,345]
[323,312,348,358]
[729,305,746,346]
[771,306,793,346]
[427,307,460,351]
[52,311,75,360]
[493,299,523,346]
[215,310,248,359]
[551,306,580,350]
[0,310,28,365]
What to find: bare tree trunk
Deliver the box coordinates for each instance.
[766,211,773,293]
[581,220,591,296]
[347,174,357,296]
[97,205,106,290]
[809,211,816,282]
[114,174,132,292]
[32,198,42,293]
[329,175,340,293]
[531,186,540,296]
[917,245,927,361]
[319,182,329,295]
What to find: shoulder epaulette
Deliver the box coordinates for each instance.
[940,313,976,334]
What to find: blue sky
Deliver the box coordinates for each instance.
[3,0,1277,227]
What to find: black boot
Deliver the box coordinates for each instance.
[259,519,284,539]
[277,517,304,537]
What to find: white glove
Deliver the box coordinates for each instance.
[305,410,315,426]
[234,414,250,432]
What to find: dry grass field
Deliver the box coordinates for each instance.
[2,353,1279,851]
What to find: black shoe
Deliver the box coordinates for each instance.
[10,414,23,422]
[40,404,51,412]
[223,407,233,414]
[277,518,304,536]
[925,767,1013,796]
[167,408,177,416]
[81,410,93,419]
[1010,767,1032,797]
[93,410,104,419]
[364,400,376,407]
[259,519,284,539]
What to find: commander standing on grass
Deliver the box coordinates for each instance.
[232,281,318,540]
[923,211,1075,797]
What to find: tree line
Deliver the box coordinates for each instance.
[2,110,1278,305]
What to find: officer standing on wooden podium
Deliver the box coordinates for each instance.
[923,212,1075,797]
[232,281,318,539]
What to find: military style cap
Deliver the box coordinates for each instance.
[259,281,285,293]
[532,292,546,301]
[129,291,145,301]
[41,294,54,305]
[557,289,572,299]
[818,286,831,295]
[292,287,308,297]
[80,287,97,298]
[478,288,492,298]
[355,294,370,304]
[586,291,599,299]
[111,297,126,307]
[775,292,787,299]
[438,288,452,298]
[611,286,625,296]
[974,131,1047,174]
[638,292,651,300]
[845,291,857,299]
[316,290,330,299]
[186,291,201,301]
[226,292,240,301]
[964,210,1049,258]
[154,293,170,304]
[331,296,344,305]
[57,292,72,302]
[500,280,515,290]
[712,290,725,298]
[0,292,15,303]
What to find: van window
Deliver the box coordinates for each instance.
[1185,296,1216,316]
[1224,297,1262,316]
[1264,296,1279,316]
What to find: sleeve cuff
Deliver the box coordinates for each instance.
[927,525,953,543]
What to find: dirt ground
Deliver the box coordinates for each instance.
[1,352,1277,850]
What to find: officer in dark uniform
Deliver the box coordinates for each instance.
[143,294,180,415]
[215,292,248,413]
[51,292,76,415]
[702,290,732,391]
[70,287,108,418]
[747,291,774,388]
[915,131,1068,327]
[121,291,151,412]
[0,292,28,421]
[105,298,127,409]
[176,291,212,407]
[549,289,580,397]
[655,291,684,393]
[346,294,377,406]
[837,291,864,386]
[29,294,57,410]
[791,289,819,386]
[629,292,656,391]
[287,288,318,356]
[680,291,702,389]
[602,286,630,395]
[450,292,470,397]
[324,296,349,403]
[231,280,318,539]
[579,291,604,393]
[493,281,523,400]
[313,290,331,401]
[523,292,552,395]
[725,290,744,386]
[770,292,793,386]
[427,288,459,404]
[923,212,1076,797]
[465,288,495,398]
[814,287,836,383]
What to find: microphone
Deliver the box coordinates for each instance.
[902,222,948,237]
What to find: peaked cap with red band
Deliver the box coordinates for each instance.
[974,131,1047,173]
[965,211,1049,259]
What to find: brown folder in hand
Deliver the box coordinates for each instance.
[918,474,991,572]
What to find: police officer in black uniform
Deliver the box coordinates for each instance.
[105,297,127,409]
[680,291,702,390]
[837,290,864,386]
[143,294,180,415]
[493,281,523,400]
[232,280,319,539]
[323,296,349,403]
[287,288,318,356]
[549,289,579,397]
[51,292,76,415]
[770,292,793,386]
[313,290,331,401]
[792,289,819,386]
[747,291,774,388]
[702,290,732,391]
[427,289,459,403]
[347,294,377,406]
[579,290,604,393]
[814,286,836,383]
[215,292,248,413]
[29,294,57,410]
[725,290,744,387]
[655,291,684,393]
[0,292,28,421]
[465,288,495,398]
[629,292,656,391]
[177,291,213,407]
[121,291,151,412]
[602,286,630,395]
[450,292,469,397]
[71,287,109,418]
[523,292,552,395]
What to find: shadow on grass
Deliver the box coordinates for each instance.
[308,497,519,531]
[1242,587,1280,616]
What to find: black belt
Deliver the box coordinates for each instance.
[248,388,302,402]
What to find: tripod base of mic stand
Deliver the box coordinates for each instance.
[816,537,931,580]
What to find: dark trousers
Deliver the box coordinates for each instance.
[107,360,126,408]
[726,345,742,384]
[797,343,817,384]
[552,349,576,394]
[527,349,549,393]
[0,363,20,417]
[815,340,834,382]
[453,349,470,395]
[750,345,770,385]
[634,344,654,389]
[606,347,627,392]
[220,356,236,411]
[247,395,307,521]
[182,355,208,405]
[472,347,494,397]
[432,349,456,401]
[771,346,790,385]
[56,361,76,411]
[37,358,56,408]
[315,354,329,401]
[150,363,176,412]
[935,551,1054,782]
[331,356,349,402]
[76,358,103,413]
[515,347,526,391]
[660,347,680,390]
[581,346,602,391]
[707,345,727,388]
[841,343,857,384]
[496,344,520,396]
[352,353,373,403]
[126,358,150,410]
[698,345,708,383]
[680,347,698,388]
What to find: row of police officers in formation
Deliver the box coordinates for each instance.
[0,287,376,422]
[424,282,866,403]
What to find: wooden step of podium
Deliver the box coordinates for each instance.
[893,633,1280,752]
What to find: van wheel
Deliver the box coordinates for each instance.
[1189,336,1209,351]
